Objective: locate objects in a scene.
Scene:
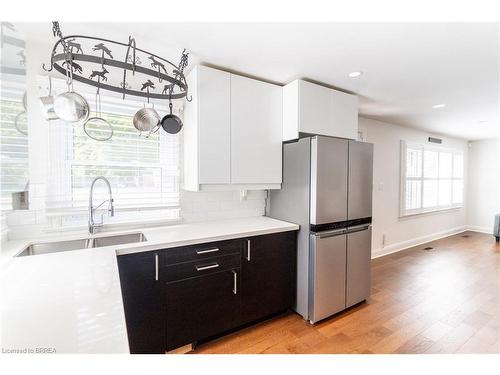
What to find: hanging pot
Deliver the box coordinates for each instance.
[39,75,59,121]
[53,91,89,123]
[53,60,89,123]
[133,102,160,133]
[160,101,183,134]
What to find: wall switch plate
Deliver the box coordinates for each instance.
[239,190,248,201]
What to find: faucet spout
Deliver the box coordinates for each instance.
[88,176,114,235]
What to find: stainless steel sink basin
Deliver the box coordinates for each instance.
[16,239,91,257]
[91,232,147,248]
[15,232,147,257]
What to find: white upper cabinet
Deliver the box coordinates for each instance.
[183,65,282,191]
[230,74,283,184]
[183,66,231,191]
[283,80,358,141]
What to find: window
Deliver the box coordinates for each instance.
[0,75,29,210]
[46,78,180,228]
[401,141,463,216]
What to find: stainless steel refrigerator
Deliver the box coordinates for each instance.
[270,135,373,323]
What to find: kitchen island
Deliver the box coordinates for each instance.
[0,217,298,354]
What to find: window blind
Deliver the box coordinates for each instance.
[401,141,464,216]
[45,78,180,226]
[0,76,29,210]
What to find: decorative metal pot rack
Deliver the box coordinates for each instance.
[43,21,190,102]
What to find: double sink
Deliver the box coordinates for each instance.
[16,232,147,257]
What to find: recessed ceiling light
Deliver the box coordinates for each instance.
[432,104,446,109]
[348,71,363,78]
[478,120,488,125]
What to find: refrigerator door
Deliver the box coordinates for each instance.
[346,226,372,308]
[310,136,349,226]
[348,140,373,221]
[309,230,347,323]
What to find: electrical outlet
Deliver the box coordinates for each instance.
[382,233,387,248]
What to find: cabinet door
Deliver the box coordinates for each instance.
[165,269,240,351]
[298,80,358,140]
[198,66,231,184]
[117,252,165,354]
[346,228,372,307]
[299,80,335,137]
[330,89,358,140]
[230,74,283,184]
[240,232,296,325]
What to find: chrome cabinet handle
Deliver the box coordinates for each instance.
[195,263,220,271]
[246,240,251,261]
[232,270,237,294]
[155,253,159,281]
[196,248,220,255]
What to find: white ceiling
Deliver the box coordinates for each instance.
[21,22,500,140]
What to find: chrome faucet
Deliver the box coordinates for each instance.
[88,176,114,235]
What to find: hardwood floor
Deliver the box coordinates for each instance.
[192,231,500,354]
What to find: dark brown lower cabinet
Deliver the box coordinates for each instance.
[117,230,297,354]
[165,269,240,351]
[240,232,296,325]
[117,251,165,354]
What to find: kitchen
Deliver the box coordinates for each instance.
[1,5,499,374]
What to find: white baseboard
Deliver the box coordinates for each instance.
[371,225,468,259]
[466,225,493,234]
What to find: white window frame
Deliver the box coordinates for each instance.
[0,75,29,211]
[400,140,464,217]
[44,77,181,228]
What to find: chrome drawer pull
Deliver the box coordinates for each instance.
[246,240,251,261]
[232,270,237,294]
[195,263,220,271]
[196,248,220,255]
[155,253,159,281]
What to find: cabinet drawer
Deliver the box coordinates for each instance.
[163,239,243,265]
[163,253,240,282]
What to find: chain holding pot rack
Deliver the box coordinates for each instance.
[42,21,191,102]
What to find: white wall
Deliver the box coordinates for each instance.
[359,117,469,257]
[466,138,500,233]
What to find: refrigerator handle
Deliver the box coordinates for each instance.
[317,228,347,239]
[346,224,371,234]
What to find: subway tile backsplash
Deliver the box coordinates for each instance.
[181,190,267,223]
[2,188,268,241]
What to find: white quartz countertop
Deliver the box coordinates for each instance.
[0,217,299,354]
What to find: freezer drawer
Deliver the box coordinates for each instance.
[309,231,346,323]
[346,226,372,307]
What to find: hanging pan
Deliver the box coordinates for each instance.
[160,100,182,134]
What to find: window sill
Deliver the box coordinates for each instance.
[44,205,180,217]
[399,205,463,219]
[42,217,183,235]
